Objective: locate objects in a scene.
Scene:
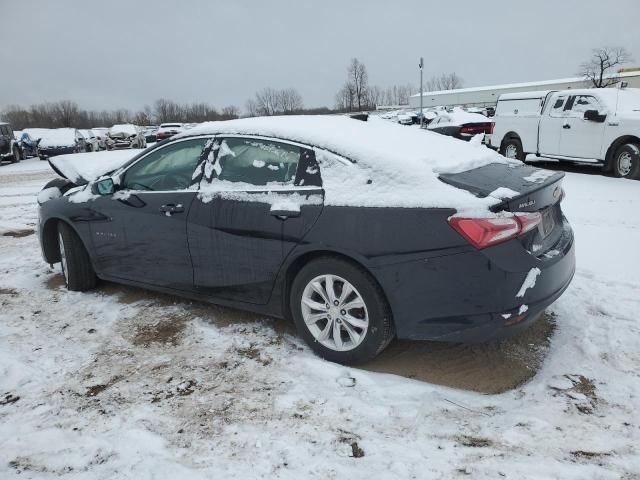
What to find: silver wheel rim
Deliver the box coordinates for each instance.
[504,144,518,159]
[58,233,68,284]
[301,274,369,352]
[617,152,632,176]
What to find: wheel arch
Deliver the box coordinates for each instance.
[40,217,87,264]
[500,131,522,148]
[604,135,640,171]
[280,249,391,323]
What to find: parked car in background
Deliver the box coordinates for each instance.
[80,129,100,152]
[15,131,41,158]
[37,128,85,159]
[397,113,413,125]
[108,124,146,149]
[155,123,184,141]
[0,122,21,163]
[37,115,574,365]
[143,126,158,144]
[490,87,640,179]
[90,127,110,150]
[427,108,493,141]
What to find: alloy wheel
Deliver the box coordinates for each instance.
[301,274,369,352]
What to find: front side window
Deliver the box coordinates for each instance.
[214,138,301,186]
[568,95,600,116]
[123,138,209,191]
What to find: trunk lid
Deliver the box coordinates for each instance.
[439,163,566,255]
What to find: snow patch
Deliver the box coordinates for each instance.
[516,268,542,298]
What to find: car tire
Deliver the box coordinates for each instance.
[501,137,525,161]
[610,143,640,179]
[290,257,395,365]
[57,222,98,292]
[11,146,20,163]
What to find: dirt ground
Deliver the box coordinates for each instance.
[46,274,554,395]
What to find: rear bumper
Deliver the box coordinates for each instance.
[39,146,77,158]
[373,221,575,342]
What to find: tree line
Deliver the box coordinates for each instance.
[1,99,242,130]
[334,58,463,112]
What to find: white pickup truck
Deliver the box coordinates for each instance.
[489,87,640,179]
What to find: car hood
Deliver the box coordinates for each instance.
[49,150,141,185]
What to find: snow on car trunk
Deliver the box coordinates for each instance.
[37,128,77,148]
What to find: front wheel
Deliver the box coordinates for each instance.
[11,146,21,163]
[610,143,640,179]
[501,137,525,161]
[57,222,98,291]
[290,258,394,364]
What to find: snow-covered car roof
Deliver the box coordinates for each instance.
[177,115,514,211]
[430,108,490,126]
[109,124,138,136]
[37,128,78,148]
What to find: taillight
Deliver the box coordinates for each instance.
[448,212,542,249]
[489,121,495,134]
[460,123,492,135]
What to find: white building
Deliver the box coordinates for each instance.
[408,70,640,109]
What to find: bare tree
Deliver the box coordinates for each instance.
[221,105,240,119]
[254,88,280,116]
[579,46,633,88]
[425,73,463,91]
[348,58,369,111]
[277,88,304,113]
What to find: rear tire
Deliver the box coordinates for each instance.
[290,257,395,365]
[610,143,640,179]
[57,222,98,291]
[501,137,525,161]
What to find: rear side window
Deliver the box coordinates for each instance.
[215,138,301,186]
[548,95,567,117]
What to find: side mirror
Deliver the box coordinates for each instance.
[584,109,606,122]
[95,177,115,196]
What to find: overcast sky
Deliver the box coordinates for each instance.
[1,0,638,113]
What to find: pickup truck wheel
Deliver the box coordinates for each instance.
[611,144,640,179]
[501,138,525,161]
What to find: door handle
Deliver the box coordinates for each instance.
[159,203,185,215]
[270,209,300,220]
[563,124,571,129]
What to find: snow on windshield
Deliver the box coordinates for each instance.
[177,115,516,212]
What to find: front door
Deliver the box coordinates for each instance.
[559,94,607,160]
[188,136,323,304]
[89,136,211,289]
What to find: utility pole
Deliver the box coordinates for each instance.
[419,57,424,128]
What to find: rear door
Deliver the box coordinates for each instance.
[538,92,568,156]
[89,136,211,289]
[188,136,323,304]
[559,94,606,160]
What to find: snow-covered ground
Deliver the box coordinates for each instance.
[1,157,639,479]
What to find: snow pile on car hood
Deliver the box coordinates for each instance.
[109,124,138,136]
[38,128,77,148]
[49,150,140,184]
[180,115,517,211]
